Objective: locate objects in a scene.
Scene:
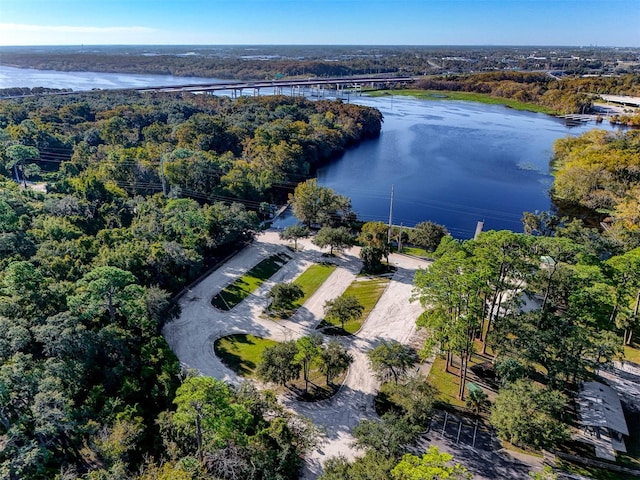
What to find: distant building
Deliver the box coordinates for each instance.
[577,381,629,460]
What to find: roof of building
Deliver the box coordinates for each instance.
[578,381,629,436]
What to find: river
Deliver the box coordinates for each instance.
[0,66,620,238]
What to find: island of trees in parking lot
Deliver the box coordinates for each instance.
[0,83,639,478]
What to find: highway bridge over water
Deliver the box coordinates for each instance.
[137,75,417,97]
[0,75,417,99]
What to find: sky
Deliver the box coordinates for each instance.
[0,0,638,47]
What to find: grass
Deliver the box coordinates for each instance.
[293,262,337,305]
[317,276,390,334]
[400,246,429,257]
[288,365,346,402]
[556,459,635,480]
[266,262,337,319]
[426,351,496,413]
[623,341,640,365]
[214,335,344,401]
[367,89,557,114]
[211,253,290,310]
[427,356,468,409]
[214,334,278,377]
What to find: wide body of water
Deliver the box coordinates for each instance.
[1,66,621,238]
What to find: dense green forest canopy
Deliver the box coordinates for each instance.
[0,93,381,479]
[0,92,382,205]
[551,129,640,241]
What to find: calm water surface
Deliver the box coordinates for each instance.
[316,96,621,237]
[1,67,619,237]
[0,65,223,90]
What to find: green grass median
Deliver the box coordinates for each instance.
[214,334,277,377]
[318,276,390,334]
[211,253,290,310]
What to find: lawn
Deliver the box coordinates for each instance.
[293,262,337,305]
[426,351,496,414]
[266,262,338,319]
[211,253,290,310]
[367,89,556,114]
[400,246,429,258]
[556,459,633,480]
[214,334,278,377]
[214,334,345,400]
[623,341,640,365]
[318,277,390,334]
[427,356,468,410]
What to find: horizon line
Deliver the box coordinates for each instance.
[1,43,638,49]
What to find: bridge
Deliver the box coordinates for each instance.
[598,94,640,108]
[137,75,417,98]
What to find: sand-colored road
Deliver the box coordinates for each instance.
[162,230,430,478]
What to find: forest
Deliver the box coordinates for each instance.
[1,82,639,479]
[0,92,380,479]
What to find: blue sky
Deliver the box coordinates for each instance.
[0,0,638,46]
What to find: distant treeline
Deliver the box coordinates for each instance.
[0,51,397,80]
[0,86,73,98]
[2,45,637,81]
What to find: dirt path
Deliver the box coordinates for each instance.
[162,230,430,478]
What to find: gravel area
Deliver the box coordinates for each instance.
[162,230,430,478]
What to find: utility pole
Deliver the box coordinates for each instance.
[160,155,167,196]
[388,184,394,244]
[397,222,403,253]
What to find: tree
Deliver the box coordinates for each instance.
[470,230,532,353]
[295,334,322,394]
[494,357,527,386]
[313,226,353,255]
[465,385,489,415]
[521,211,560,237]
[68,266,140,323]
[320,451,396,480]
[388,376,436,428]
[279,224,309,251]
[172,376,252,462]
[319,455,351,480]
[358,221,390,270]
[318,340,353,386]
[360,245,386,273]
[353,412,419,458]
[358,221,389,249]
[368,340,416,385]
[413,237,483,399]
[323,295,364,331]
[491,379,568,450]
[268,282,304,313]
[289,179,351,228]
[391,446,471,480]
[5,144,40,186]
[605,247,640,345]
[257,340,300,387]
[409,221,449,252]
[529,466,558,480]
